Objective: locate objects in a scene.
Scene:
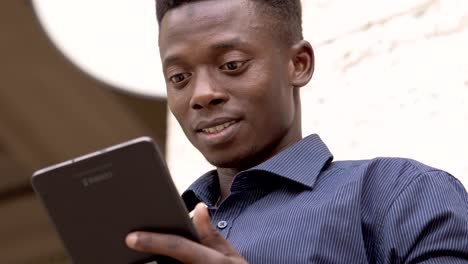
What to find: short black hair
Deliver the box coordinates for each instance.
[156,0,303,45]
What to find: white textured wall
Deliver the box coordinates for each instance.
[167,0,468,191]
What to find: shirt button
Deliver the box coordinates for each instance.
[217,220,228,229]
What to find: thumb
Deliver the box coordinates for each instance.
[192,203,239,256]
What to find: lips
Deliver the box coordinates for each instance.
[195,117,239,133]
[200,120,237,134]
[194,117,241,146]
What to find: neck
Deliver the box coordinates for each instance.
[216,167,239,203]
[215,94,303,204]
[215,134,303,203]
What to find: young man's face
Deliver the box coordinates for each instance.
[159,0,302,169]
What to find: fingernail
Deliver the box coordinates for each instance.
[197,202,208,208]
[126,233,138,247]
[189,210,195,219]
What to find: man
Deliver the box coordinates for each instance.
[126,0,468,263]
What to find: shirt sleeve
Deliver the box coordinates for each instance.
[380,170,468,263]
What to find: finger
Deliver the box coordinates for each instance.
[192,203,240,257]
[126,231,225,264]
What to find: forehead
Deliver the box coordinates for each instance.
[158,0,271,59]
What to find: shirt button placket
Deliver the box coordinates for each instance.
[217,220,228,229]
[212,215,230,237]
[212,208,234,237]
[211,195,244,237]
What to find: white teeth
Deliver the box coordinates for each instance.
[202,121,236,134]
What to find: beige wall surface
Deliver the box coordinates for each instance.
[167,0,468,191]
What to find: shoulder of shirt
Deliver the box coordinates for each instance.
[323,157,463,219]
[326,157,463,195]
[329,156,453,180]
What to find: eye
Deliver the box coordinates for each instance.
[220,61,244,71]
[169,72,191,84]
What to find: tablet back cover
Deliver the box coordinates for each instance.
[32,138,197,264]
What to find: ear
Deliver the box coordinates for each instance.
[288,40,315,88]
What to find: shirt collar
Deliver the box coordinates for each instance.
[182,134,333,209]
[246,134,333,188]
[182,169,219,211]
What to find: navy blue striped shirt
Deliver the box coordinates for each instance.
[182,134,468,263]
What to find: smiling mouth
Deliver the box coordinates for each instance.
[200,120,237,134]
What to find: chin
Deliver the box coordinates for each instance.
[206,157,240,169]
[203,145,261,170]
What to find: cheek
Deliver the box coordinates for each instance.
[167,91,190,125]
[236,62,273,99]
[243,62,291,108]
[247,64,294,127]
[167,95,197,145]
[167,94,178,117]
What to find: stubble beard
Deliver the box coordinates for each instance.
[204,143,261,171]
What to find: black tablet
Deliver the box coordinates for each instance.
[32,137,198,264]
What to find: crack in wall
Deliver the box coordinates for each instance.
[341,48,375,72]
[314,0,439,48]
[334,4,468,72]
[426,13,468,38]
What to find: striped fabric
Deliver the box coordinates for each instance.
[182,134,468,263]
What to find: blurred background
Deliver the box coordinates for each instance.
[0,0,466,263]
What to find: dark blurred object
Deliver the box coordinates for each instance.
[0,0,167,263]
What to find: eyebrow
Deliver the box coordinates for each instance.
[162,38,246,68]
[162,55,183,69]
[210,38,244,50]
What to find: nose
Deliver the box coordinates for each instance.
[190,72,228,110]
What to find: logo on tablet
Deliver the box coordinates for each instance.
[81,171,113,187]
[73,163,114,187]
